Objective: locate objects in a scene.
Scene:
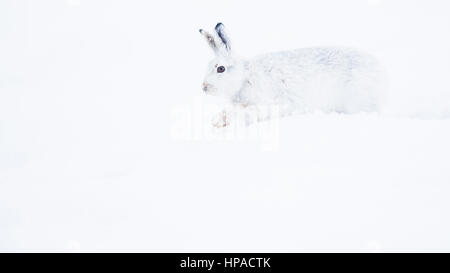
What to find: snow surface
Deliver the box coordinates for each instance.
[1,0,450,251]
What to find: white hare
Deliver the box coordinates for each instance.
[200,23,387,127]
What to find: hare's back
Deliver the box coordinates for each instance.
[255,47,380,73]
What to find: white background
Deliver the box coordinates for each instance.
[1,0,450,251]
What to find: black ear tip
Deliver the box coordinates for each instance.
[215,22,224,30]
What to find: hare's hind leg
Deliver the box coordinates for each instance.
[342,68,387,113]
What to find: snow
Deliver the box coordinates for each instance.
[1,0,450,252]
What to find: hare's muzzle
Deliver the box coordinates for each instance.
[202,82,211,92]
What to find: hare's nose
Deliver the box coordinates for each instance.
[202,82,209,92]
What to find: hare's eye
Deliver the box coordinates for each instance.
[217,66,226,73]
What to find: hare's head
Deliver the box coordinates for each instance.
[200,23,247,98]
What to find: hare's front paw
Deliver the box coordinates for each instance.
[212,110,231,128]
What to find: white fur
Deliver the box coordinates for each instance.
[200,23,387,126]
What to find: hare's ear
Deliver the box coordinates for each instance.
[215,22,231,51]
[199,29,219,54]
